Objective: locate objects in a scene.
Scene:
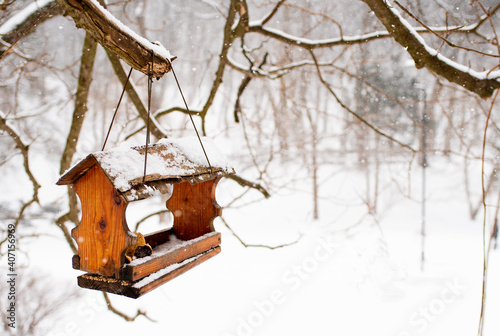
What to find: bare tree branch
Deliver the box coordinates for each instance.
[103,292,156,322]
[309,50,417,153]
[0,114,41,205]
[392,0,500,58]
[247,15,493,50]
[233,53,268,122]
[220,216,301,249]
[478,89,499,336]
[226,174,271,199]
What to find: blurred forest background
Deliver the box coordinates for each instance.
[0,0,499,335]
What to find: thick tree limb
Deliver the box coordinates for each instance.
[56,0,172,78]
[359,0,500,98]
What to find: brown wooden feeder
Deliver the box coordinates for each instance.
[57,137,234,298]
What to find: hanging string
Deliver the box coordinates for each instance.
[166,58,214,175]
[102,68,133,151]
[143,53,155,183]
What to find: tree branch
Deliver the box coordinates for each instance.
[56,31,98,255]
[55,212,78,254]
[56,0,172,78]
[220,216,301,249]
[248,18,489,50]
[392,0,500,58]
[309,49,416,153]
[0,0,62,59]
[359,0,500,98]
[103,292,156,322]
[198,0,244,122]
[226,174,271,198]
[60,32,98,174]
[0,114,41,204]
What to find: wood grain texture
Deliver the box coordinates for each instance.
[167,178,222,240]
[77,247,221,299]
[72,165,136,277]
[120,232,221,281]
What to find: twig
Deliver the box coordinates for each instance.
[102,292,156,322]
[0,114,40,206]
[393,0,499,58]
[261,0,287,26]
[477,89,498,336]
[134,209,170,232]
[55,212,78,254]
[220,216,301,250]
[309,50,416,153]
[226,174,271,199]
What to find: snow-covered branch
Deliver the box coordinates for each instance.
[248,17,491,50]
[359,0,500,98]
[56,0,173,78]
[0,0,61,58]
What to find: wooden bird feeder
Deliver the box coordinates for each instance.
[57,137,234,298]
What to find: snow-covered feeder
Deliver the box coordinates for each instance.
[57,137,234,298]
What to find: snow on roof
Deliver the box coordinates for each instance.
[57,136,234,201]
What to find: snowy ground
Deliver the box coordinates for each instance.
[3,156,498,336]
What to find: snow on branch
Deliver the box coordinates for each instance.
[0,0,54,36]
[56,0,173,78]
[247,1,500,97]
[360,0,500,98]
[248,17,491,50]
[0,0,61,58]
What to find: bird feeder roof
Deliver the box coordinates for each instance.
[57,137,234,201]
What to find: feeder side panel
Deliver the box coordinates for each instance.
[167,178,222,240]
[72,165,135,278]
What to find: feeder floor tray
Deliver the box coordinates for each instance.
[78,247,220,298]
[121,230,221,281]
[73,230,221,298]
